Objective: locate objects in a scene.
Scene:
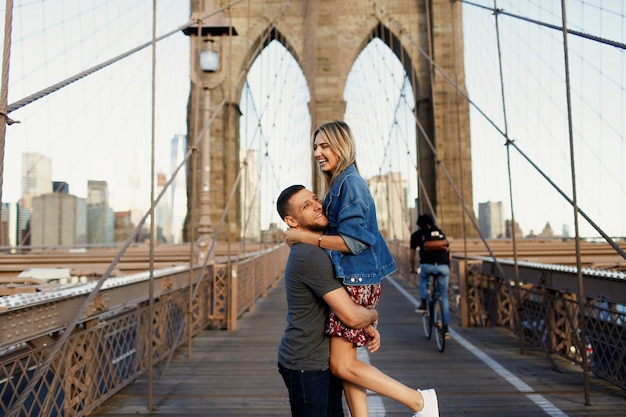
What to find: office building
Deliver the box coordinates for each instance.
[155,172,171,243]
[240,149,260,241]
[170,135,187,243]
[479,201,505,239]
[368,172,409,241]
[86,180,114,245]
[31,193,87,247]
[22,153,52,210]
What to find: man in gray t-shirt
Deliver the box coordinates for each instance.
[276,185,379,417]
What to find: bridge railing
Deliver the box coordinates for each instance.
[389,241,626,391]
[0,244,288,417]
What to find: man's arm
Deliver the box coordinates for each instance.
[409,247,417,273]
[323,288,378,329]
[424,238,449,251]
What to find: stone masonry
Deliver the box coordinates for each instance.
[185,0,475,241]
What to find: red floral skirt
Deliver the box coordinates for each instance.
[326,283,382,347]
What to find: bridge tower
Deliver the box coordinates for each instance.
[184,0,474,241]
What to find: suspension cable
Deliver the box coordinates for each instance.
[6,0,246,115]
[492,0,525,354]
[461,0,626,50]
[372,0,506,276]
[373,0,626,261]
[559,0,591,404]
[0,0,15,219]
[147,0,157,410]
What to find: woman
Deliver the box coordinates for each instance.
[285,121,439,417]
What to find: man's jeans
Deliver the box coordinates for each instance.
[278,363,344,417]
[419,263,450,326]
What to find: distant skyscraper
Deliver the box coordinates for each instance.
[87,180,113,245]
[562,224,571,238]
[240,149,260,241]
[478,201,505,238]
[368,172,409,241]
[114,210,133,243]
[31,193,87,247]
[128,151,144,230]
[155,172,171,243]
[87,180,109,206]
[1,202,29,249]
[1,202,17,247]
[21,153,52,210]
[505,219,523,239]
[170,135,187,243]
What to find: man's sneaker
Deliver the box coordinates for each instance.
[415,299,427,313]
[412,388,439,417]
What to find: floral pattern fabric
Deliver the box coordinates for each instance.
[326,284,382,347]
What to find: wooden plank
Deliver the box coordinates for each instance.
[93,274,626,417]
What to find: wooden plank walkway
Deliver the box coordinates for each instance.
[93,275,625,416]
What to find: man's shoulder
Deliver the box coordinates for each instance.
[288,243,332,265]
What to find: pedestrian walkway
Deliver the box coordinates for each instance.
[94,275,625,416]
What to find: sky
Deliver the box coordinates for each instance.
[1,0,190,226]
[1,0,624,241]
[462,0,625,238]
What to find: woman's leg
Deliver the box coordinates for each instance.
[343,379,368,417]
[329,336,425,413]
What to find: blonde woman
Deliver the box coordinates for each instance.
[285,121,439,417]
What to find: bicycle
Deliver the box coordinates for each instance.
[418,270,446,352]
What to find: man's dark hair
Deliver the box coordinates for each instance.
[416,214,434,229]
[277,185,305,220]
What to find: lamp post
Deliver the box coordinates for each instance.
[182,2,237,264]
[196,39,217,264]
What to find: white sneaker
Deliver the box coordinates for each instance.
[412,388,439,417]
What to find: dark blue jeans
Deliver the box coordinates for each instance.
[278,363,344,417]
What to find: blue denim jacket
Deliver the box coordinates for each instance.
[324,164,397,285]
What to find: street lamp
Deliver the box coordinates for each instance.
[200,39,219,73]
[182,2,237,264]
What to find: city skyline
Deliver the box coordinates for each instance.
[4,149,571,248]
[1,1,623,241]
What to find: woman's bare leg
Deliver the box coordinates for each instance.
[329,336,424,413]
[343,379,368,417]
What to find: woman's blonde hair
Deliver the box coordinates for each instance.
[312,120,359,198]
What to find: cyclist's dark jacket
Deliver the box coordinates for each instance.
[410,226,449,265]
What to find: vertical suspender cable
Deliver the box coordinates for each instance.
[0,0,15,214]
[492,0,525,354]
[187,14,204,356]
[147,0,157,410]
[187,145,198,358]
[226,4,233,288]
[422,0,436,219]
[188,146,197,357]
[559,0,590,406]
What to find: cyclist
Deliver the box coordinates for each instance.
[409,214,451,338]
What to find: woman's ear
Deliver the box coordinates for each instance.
[284,216,298,228]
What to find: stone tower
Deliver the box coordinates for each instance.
[184,0,474,241]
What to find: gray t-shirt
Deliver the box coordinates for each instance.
[278,242,344,371]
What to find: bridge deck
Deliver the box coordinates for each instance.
[93,276,625,417]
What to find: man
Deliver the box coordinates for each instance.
[276,185,379,417]
[409,214,451,338]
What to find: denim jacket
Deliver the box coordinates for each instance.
[324,164,397,285]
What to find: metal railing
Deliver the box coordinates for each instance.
[0,244,288,416]
[389,241,626,391]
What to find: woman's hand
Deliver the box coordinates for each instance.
[284,227,309,246]
[365,324,380,353]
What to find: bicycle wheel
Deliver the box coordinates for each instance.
[433,298,445,352]
[421,302,432,339]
